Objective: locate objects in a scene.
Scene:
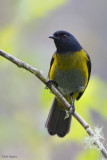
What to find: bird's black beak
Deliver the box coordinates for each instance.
[48,35,59,40]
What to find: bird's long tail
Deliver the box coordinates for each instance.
[45,97,72,137]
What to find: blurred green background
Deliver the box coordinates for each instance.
[0,0,107,160]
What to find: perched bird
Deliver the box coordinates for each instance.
[45,30,91,137]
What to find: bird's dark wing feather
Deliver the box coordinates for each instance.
[87,53,91,81]
[76,52,91,100]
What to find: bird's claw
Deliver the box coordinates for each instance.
[45,80,58,89]
[70,104,75,114]
[64,105,75,119]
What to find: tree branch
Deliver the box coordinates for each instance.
[0,49,107,159]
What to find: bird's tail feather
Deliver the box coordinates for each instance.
[45,97,72,137]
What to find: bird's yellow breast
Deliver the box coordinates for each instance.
[49,49,89,80]
[55,49,88,69]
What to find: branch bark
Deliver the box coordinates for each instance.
[0,49,107,159]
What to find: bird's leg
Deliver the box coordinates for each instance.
[45,80,58,89]
[65,94,75,119]
[70,96,75,114]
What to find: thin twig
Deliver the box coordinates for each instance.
[0,49,107,159]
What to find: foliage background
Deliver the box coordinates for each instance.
[0,0,107,160]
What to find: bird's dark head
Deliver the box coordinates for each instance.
[49,30,82,53]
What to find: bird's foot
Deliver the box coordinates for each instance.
[69,104,75,114]
[45,80,58,89]
[64,104,75,119]
[70,94,75,114]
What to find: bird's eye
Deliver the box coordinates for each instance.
[61,34,67,38]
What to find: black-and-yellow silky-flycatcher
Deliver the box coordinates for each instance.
[45,30,91,137]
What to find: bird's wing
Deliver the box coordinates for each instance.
[76,52,91,100]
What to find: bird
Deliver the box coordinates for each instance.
[45,30,91,137]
